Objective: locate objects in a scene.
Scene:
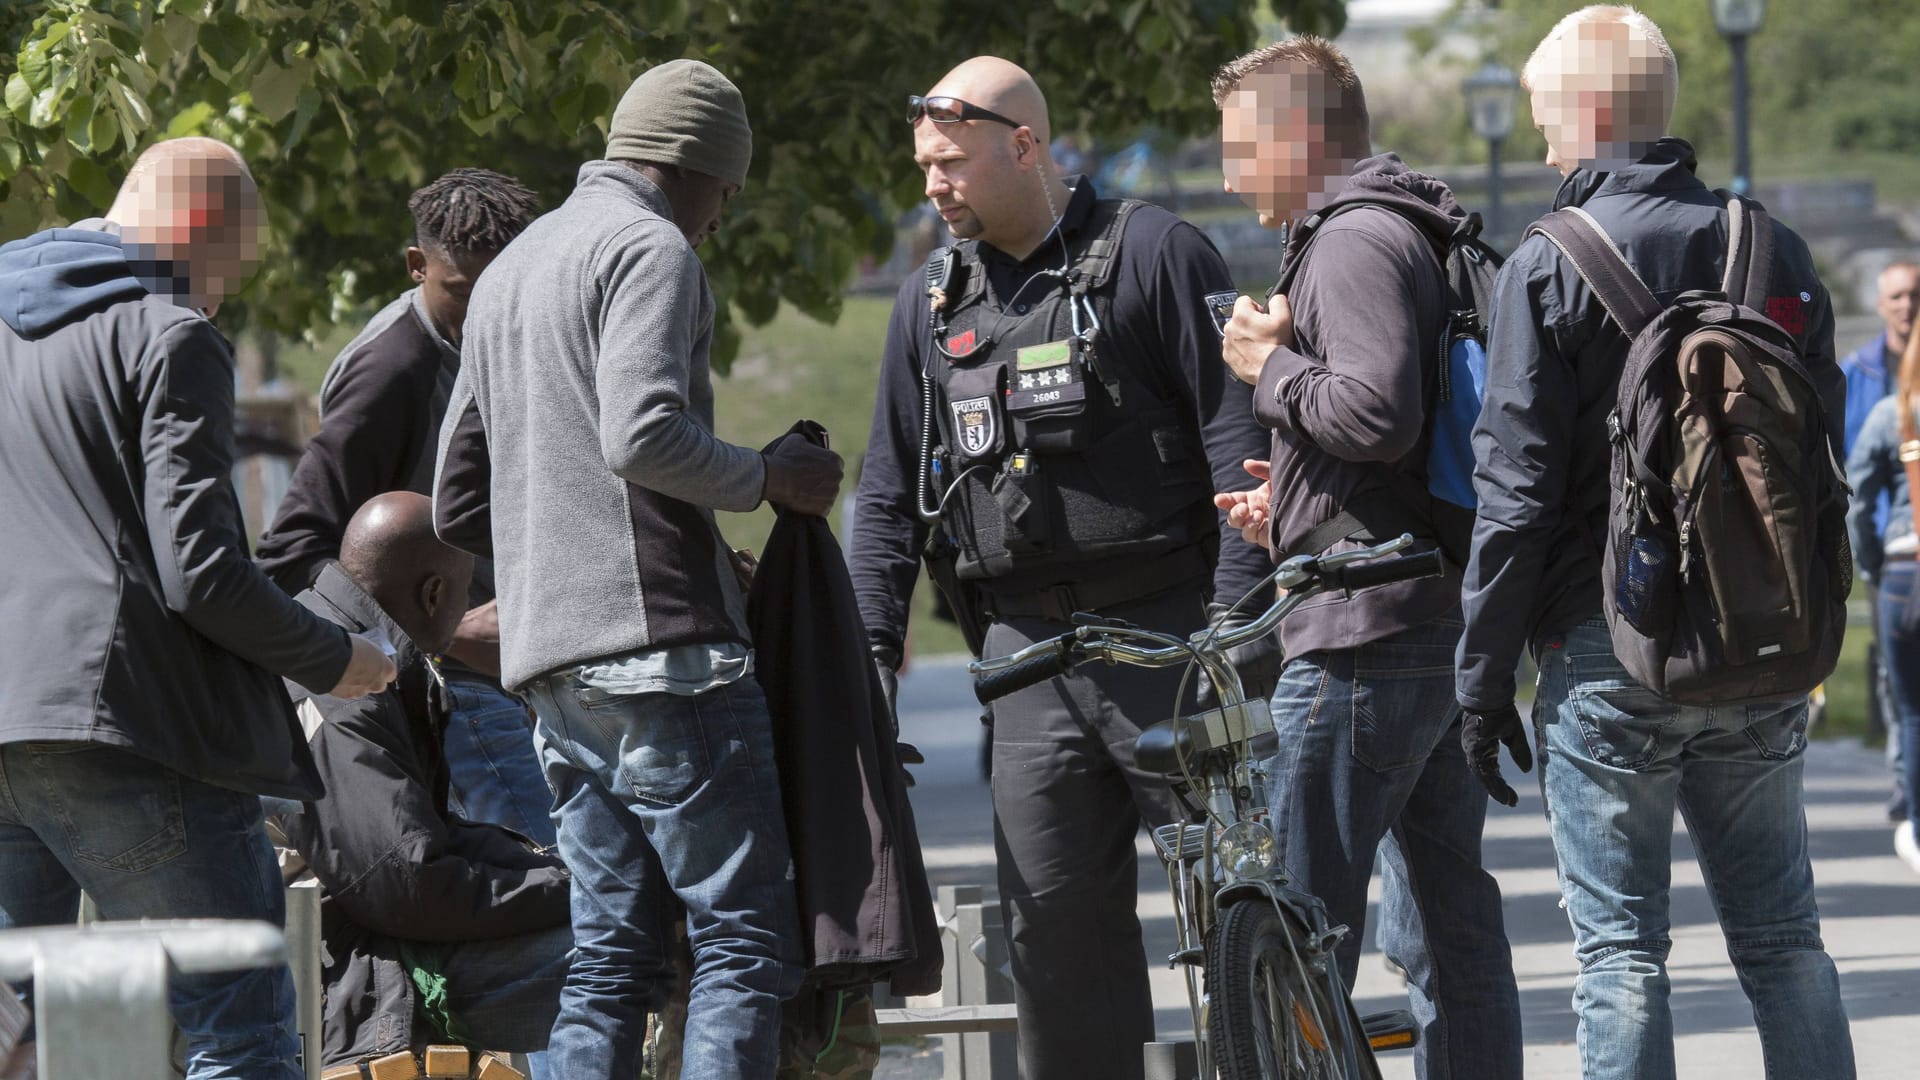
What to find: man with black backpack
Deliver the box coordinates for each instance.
[1210,37,1522,1078]
[1456,8,1857,1078]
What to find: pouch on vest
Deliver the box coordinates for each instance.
[992,453,1053,555]
[945,363,1007,465]
[1005,338,1093,453]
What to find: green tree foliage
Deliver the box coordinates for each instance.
[1403,0,1920,174]
[0,0,1346,361]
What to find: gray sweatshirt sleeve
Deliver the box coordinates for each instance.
[1251,223,1427,464]
[593,226,766,512]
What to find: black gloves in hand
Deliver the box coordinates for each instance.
[872,644,922,785]
[1461,702,1534,807]
[1196,601,1285,709]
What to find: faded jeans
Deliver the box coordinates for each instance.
[0,741,301,1079]
[1873,563,1920,834]
[522,670,802,1080]
[443,670,558,847]
[1534,618,1856,1080]
[1263,616,1523,1079]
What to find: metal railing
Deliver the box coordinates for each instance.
[0,919,287,1079]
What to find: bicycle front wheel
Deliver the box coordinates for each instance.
[1207,899,1366,1080]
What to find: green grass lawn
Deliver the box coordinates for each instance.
[1821,616,1881,744]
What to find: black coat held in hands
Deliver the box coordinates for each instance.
[748,421,942,999]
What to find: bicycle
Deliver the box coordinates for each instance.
[968,535,1441,1080]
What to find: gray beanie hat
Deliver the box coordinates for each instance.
[606,59,752,189]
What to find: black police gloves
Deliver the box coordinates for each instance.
[872,644,924,785]
[1461,702,1534,807]
[1196,601,1285,709]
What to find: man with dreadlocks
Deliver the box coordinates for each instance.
[256,168,557,847]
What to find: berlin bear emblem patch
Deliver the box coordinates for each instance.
[951,395,996,457]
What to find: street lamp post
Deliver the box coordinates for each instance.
[1710,0,1769,196]
[1462,60,1519,242]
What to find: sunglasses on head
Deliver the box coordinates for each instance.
[907,95,1022,129]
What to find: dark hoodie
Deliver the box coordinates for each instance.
[0,222,350,797]
[1454,138,1838,711]
[1252,154,1468,656]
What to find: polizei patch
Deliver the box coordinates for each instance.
[951,395,996,457]
[1205,290,1239,336]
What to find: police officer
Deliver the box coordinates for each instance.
[848,56,1274,1079]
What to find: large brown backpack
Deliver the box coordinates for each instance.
[1529,198,1851,704]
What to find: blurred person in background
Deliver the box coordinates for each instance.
[1840,260,1919,819]
[1846,319,1920,877]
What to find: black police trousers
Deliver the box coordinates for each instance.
[982,586,1201,1080]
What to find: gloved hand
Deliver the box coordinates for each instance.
[872,644,922,786]
[1196,601,1285,709]
[1461,703,1533,807]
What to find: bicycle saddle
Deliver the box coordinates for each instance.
[1133,717,1193,776]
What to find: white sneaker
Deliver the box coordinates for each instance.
[1895,820,1920,876]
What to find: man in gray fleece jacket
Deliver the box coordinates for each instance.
[433,61,841,1079]
[1211,38,1522,1076]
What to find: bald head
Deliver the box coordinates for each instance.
[105,137,261,314]
[913,56,1070,260]
[340,492,474,654]
[928,57,1053,146]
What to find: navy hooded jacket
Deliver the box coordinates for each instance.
[0,222,350,797]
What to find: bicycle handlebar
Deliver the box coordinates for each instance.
[968,536,1442,700]
[1331,549,1445,593]
[973,638,1078,705]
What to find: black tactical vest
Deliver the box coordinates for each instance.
[923,199,1213,584]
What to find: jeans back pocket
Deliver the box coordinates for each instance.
[573,686,714,807]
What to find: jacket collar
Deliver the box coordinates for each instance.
[405,287,461,370]
[310,563,424,670]
[575,159,678,224]
[1551,137,1705,212]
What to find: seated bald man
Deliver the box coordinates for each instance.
[277,493,572,1075]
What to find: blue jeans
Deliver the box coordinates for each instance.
[439,922,572,1080]
[1535,618,1855,1080]
[0,741,301,1079]
[443,671,558,847]
[1263,616,1522,1079]
[521,671,802,1080]
[1874,563,1920,833]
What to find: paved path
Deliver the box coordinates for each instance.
[880,657,1920,1079]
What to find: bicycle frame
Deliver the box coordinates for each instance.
[969,536,1429,1079]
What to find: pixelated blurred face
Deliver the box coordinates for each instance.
[121,164,261,315]
[1220,65,1354,228]
[1528,23,1669,175]
[1879,265,1918,342]
[915,116,1016,243]
[408,245,497,346]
